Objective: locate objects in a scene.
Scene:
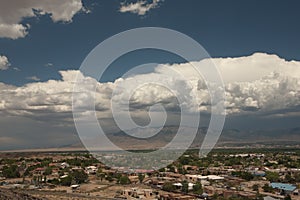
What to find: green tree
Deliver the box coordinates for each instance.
[162,182,176,192]
[119,176,131,185]
[262,184,274,193]
[106,174,113,182]
[60,175,72,186]
[284,174,294,183]
[179,156,191,165]
[44,167,52,176]
[168,165,176,173]
[97,169,105,181]
[72,170,88,184]
[266,171,280,182]
[138,174,145,183]
[181,180,189,193]
[252,184,259,191]
[48,178,60,185]
[193,182,203,195]
[159,168,165,172]
[232,171,253,181]
[2,165,20,178]
[294,173,300,182]
[178,167,187,175]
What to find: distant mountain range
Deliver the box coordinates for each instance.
[67,126,300,150]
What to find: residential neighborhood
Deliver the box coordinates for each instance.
[0,149,300,199]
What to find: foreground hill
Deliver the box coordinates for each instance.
[0,188,43,200]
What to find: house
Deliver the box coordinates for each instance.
[70,184,80,190]
[85,166,97,174]
[171,182,195,191]
[49,163,58,167]
[270,182,297,195]
[123,188,158,199]
[204,186,223,196]
[60,162,70,169]
[188,183,195,190]
[51,167,59,175]
[207,175,224,181]
[200,180,210,186]
[185,174,224,183]
[253,170,266,176]
[60,175,68,179]
[72,167,82,171]
[241,180,269,189]
[33,167,45,175]
[173,183,183,190]
[128,175,139,184]
[185,174,198,182]
[183,165,198,171]
[161,172,184,180]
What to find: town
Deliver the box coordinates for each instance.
[0,148,300,200]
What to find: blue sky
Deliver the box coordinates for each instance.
[1,0,300,85]
[0,0,300,150]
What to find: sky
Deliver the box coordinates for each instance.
[0,0,300,150]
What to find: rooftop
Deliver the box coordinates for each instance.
[270,183,297,192]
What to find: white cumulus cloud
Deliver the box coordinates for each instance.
[119,0,161,15]
[0,23,29,39]
[0,53,299,125]
[0,0,85,39]
[26,76,41,81]
[0,55,11,70]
